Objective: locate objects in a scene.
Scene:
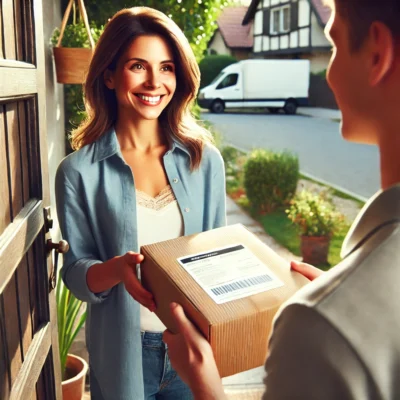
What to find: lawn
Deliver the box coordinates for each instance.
[236,197,350,271]
[221,142,355,271]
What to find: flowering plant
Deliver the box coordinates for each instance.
[286,190,344,237]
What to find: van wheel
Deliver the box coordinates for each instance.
[211,100,225,113]
[283,99,297,115]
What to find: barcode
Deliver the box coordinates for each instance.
[211,274,273,296]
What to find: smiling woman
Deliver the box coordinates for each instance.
[103,35,177,124]
[70,6,210,169]
[55,7,226,400]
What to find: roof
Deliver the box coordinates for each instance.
[310,0,331,26]
[242,0,332,27]
[217,6,253,49]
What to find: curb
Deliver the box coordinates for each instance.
[299,171,368,203]
[225,143,367,204]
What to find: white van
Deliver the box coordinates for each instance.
[198,59,310,114]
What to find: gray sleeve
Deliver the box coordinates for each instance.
[262,304,376,400]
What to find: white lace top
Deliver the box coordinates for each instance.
[136,185,183,332]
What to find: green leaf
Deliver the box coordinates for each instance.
[56,273,87,377]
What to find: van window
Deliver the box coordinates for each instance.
[211,72,225,85]
[216,73,238,90]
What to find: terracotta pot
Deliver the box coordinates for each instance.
[62,354,88,400]
[53,47,93,84]
[301,235,330,266]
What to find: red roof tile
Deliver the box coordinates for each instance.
[217,6,253,49]
[310,0,332,25]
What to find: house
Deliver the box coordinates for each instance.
[242,0,332,73]
[208,6,253,60]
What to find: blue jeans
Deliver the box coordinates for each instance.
[141,331,194,400]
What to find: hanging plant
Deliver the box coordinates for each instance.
[52,0,96,84]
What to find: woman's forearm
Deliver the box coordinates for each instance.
[86,256,122,293]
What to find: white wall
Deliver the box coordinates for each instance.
[254,35,262,52]
[270,36,279,50]
[209,31,232,56]
[311,13,331,47]
[42,0,65,240]
[269,0,290,5]
[298,0,310,27]
[254,9,263,35]
[290,31,299,48]
[299,27,310,47]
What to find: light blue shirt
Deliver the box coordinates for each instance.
[55,128,226,400]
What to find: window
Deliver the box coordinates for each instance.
[216,73,238,90]
[211,72,225,85]
[270,5,290,34]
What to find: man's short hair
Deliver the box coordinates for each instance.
[334,0,400,50]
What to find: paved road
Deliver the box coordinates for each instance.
[202,111,380,199]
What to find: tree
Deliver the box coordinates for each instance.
[62,0,229,60]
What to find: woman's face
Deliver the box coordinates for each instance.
[105,35,177,122]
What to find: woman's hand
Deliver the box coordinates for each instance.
[290,260,324,281]
[118,252,156,311]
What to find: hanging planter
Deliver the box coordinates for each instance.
[53,0,94,84]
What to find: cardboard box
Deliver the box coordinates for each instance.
[140,224,309,377]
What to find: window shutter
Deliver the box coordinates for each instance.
[290,1,299,31]
[263,9,270,35]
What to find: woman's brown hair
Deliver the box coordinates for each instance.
[71,7,211,169]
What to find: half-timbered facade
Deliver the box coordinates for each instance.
[242,0,332,73]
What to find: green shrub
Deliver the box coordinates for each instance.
[221,146,241,166]
[192,101,202,120]
[286,190,344,237]
[244,149,299,213]
[311,69,327,78]
[199,54,237,88]
[221,146,245,193]
[211,128,223,150]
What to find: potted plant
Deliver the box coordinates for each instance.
[51,1,103,153]
[51,0,100,84]
[57,276,88,400]
[286,190,344,266]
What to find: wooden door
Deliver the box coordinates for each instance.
[0,0,62,399]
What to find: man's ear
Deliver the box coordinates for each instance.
[104,69,115,89]
[368,21,395,86]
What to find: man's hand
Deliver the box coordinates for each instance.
[291,260,324,281]
[163,303,227,400]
